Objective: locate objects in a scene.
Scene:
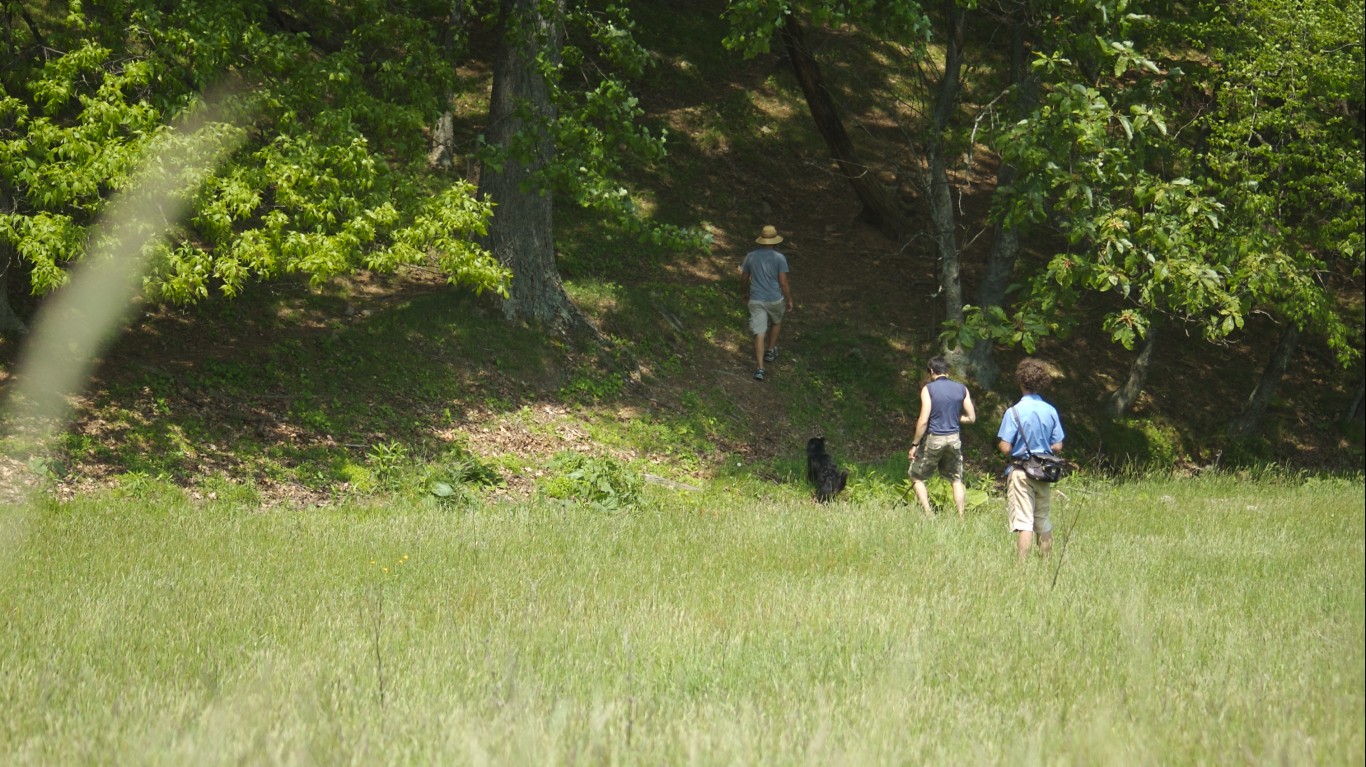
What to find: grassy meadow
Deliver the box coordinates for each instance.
[1,472,1362,765]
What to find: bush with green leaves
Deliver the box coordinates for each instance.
[0,0,508,340]
[425,448,504,507]
[841,466,901,506]
[1100,418,1182,469]
[899,475,994,515]
[540,451,643,511]
[363,441,411,492]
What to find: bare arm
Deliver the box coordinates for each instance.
[908,386,931,459]
[960,389,976,425]
[740,271,751,301]
[777,272,792,310]
[998,439,1014,455]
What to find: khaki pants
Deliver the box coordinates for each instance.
[1006,469,1052,534]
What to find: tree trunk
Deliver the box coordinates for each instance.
[927,147,963,322]
[922,2,967,369]
[428,111,457,172]
[429,1,467,174]
[964,219,1014,386]
[1228,323,1301,439]
[478,0,590,334]
[0,189,27,336]
[0,258,27,337]
[779,14,908,240]
[1104,324,1158,418]
[1343,377,1364,426]
[967,21,1034,388]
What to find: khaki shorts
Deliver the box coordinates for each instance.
[909,433,963,482]
[1006,468,1053,534]
[748,300,787,335]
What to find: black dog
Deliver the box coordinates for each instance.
[806,437,848,503]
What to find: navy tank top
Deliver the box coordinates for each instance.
[927,377,967,435]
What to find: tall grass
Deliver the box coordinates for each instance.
[1,474,1361,765]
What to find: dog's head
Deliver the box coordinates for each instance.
[806,436,825,457]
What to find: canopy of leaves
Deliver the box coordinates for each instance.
[722,0,931,58]
[1,0,506,304]
[1195,0,1364,362]
[960,0,1362,366]
[474,0,707,252]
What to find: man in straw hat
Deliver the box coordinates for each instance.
[740,225,793,381]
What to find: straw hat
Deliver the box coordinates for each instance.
[755,225,784,245]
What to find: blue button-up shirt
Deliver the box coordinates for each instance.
[997,393,1064,458]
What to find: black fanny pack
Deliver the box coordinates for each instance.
[1014,453,1065,483]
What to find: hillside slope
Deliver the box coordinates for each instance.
[1,3,1361,504]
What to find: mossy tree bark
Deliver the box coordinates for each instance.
[478,0,594,336]
[920,2,967,371]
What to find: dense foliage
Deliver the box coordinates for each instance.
[992,0,1363,365]
[1,0,505,316]
[2,0,1361,429]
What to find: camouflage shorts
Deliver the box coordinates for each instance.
[909,432,963,482]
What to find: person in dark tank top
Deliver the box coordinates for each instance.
[907,356,977,517]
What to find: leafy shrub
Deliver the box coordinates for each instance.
[903,475,994,514]
[541,451,643,511]
[344,442,504,502]
[843,466,901,505]
[444,453,503,487]
[424,449,503,507]
[366,441,411,491]
[338,461,380,494]
[823,464,995,512]
[1100,418,1182,468]
[24,455,65,484]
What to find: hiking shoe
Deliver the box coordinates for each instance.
[754,368,765,381]
[764,346,779,363]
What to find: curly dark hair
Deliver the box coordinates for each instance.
[1015,358,1053,393]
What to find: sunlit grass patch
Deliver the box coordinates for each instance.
[2,472,1360,765]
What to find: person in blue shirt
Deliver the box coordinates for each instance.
[996,358,1065,562]
[740,225,793,382]
[907,356,977,517]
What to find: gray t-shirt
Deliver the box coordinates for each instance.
[741,248,789,303]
